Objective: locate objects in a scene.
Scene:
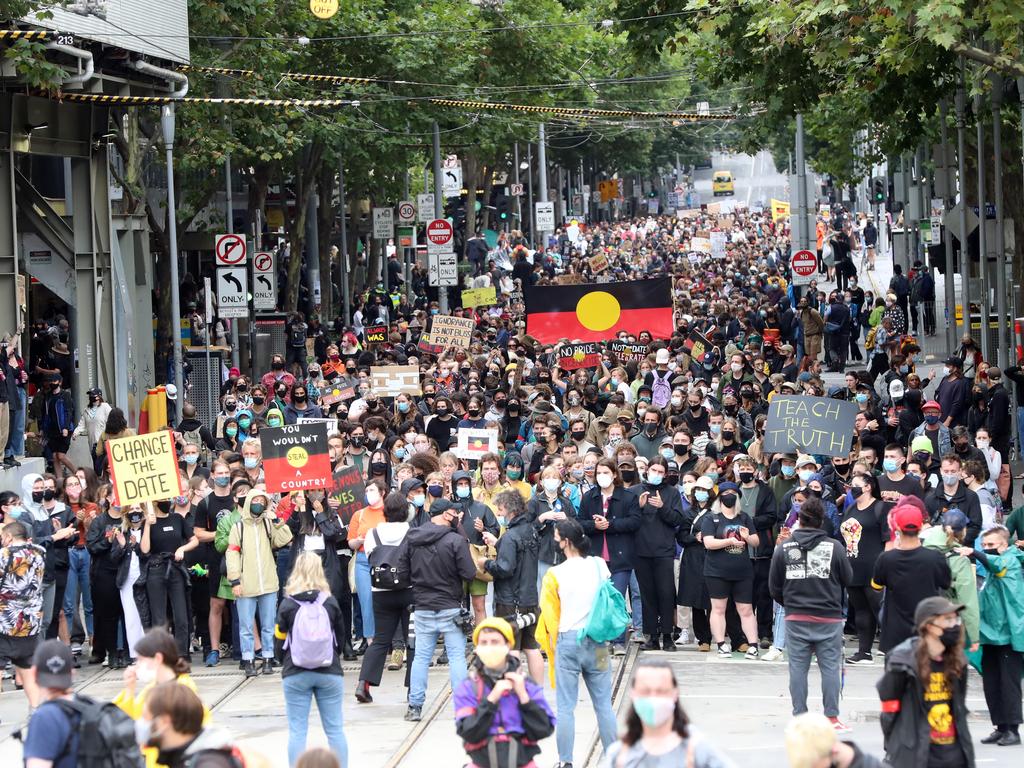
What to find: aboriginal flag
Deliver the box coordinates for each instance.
[524,278,674,343]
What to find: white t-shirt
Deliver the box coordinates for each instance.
[550,555,610,633]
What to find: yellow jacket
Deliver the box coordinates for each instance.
[114,673,210,768]
[534,567,562,688]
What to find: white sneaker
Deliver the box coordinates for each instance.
[716,642,732,657]
[761,646,785,662]
[744,646,759,660]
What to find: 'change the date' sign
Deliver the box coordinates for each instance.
[762,395,858,458]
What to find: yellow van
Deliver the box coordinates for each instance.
[712,170,734,196]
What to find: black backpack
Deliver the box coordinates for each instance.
[368,529,411,590]
[56,694,145,768]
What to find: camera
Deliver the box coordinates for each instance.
[457,607,475,633]
[510,612,536,630]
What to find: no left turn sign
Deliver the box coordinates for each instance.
[215,233,247,266]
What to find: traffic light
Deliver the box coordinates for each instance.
[871,177,886,204]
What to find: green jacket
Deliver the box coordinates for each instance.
[224,486,293,597]
[977,546,1024,652]
[922,527,980,645]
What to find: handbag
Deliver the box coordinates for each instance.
[469,542,496,582]
[579,557,630,643]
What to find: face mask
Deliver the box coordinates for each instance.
[174,495,188,506]
[694,489,710,504]
[370,462,388,476]
[632,696,676,728]
[436,407,449,417]
[730,362,743,374]
[31,490,44,504]
[244,457,259,470]
[647,474,663,487]
[350,436,365,448]
[43,489,55,502]
[620,469,637,484]
[293,394,307,404]
[880,457,900,474]
[781,464,796,478]
[941,472,960,487]
[721,430,735,441]
[636,408,648,420]
[468,408,481,418]
[268,418,282,428]
[571,469,585,480]
[976,439,989,450]
[709,423,721,436]
[596,474,614,489]
[475,644,510,670]
[899,364,909,374]
[506,468,522,481]
[719,492,737,507]
[706,471,719,483]
[610,378,620,388]
[411,493,425,508]
[738,471,754,484]
[135,662,157,684]
[238,419,251,429]
[572,430,586,441]
[855,393,869,403]
[127,511,144,525]
[250,502,266,517]
[252,396,265,406]
[942,366,951,378]
[542,478,561,493]
[214,476,230,488]
[456,485,472,499]
[183,453,199,465]
[939,625,961,648]
[798,469,814,483]
[849,486,864,499]
[225,402,237,411]
[427,484,444,498]
[913,452,931,465]
[135,718,154,749]
[6,506,25,520]
[398,401,410,413]
[272,361,284,370]
[225,426,238,438]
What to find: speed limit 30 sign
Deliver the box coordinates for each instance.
[398,200,416,223]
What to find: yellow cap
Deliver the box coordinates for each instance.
[472,616,515,646]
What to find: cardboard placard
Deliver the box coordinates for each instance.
[107,431,183,506]
[329,465,367,525]
[608,340,649,362]
[321,386,355,406]
[589,253,609,274]
[455,427,499,460]
[558,342,600,370]
[261,422,333,493]
[370,365,422,397]
[364,324,387,344]
[762,395,858,458]
[417,333,445,356]
[691,237,712,254]
[461,286,497,308]
[428,315,475,349]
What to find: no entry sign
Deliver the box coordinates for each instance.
[426,218,454,254]
[791,249,817,286]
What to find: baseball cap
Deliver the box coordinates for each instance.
[33,639,74,689]
[914,596,964,630]
[165,383,178,400]
[891,504,924,533]
[399,478,425,495]
[944,357,963,368]
[795,454,817,469]
[922,400,941,413]
[717,481,739,493]
[655,348,671,365]
[941,509,969,532]
[888,379,905,400]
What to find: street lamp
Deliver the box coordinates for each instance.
[162,104,184,415]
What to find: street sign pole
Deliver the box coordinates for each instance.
[203,277,214,429]
[224,154,240,370]
[433,120,448,314]
[339,159,350,325]
[956,61,970,339]
[162,104,184,412]
[538,122,550,248]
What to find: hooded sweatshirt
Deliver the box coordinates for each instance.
[768,526,852,619]
[20,473,71,580]
[406,517,477,612]
[225,486,293,597]
[264,406,285,428]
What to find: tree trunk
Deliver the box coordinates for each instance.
[246,163,270,249]
[347,191,361,300]
[284,143,325,312]
[479,162,494,234]
[365,194,381,289]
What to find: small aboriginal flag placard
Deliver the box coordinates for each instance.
[262,422,332,493]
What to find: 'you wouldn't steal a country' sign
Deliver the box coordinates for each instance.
[763,395,858,458]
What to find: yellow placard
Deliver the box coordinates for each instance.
[107,431,183,507]
[461,286,497,308]
[310,0,339,19]
[770,199,791,222]
[598,180,618,203]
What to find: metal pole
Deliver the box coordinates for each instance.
[162,104,184,409]
[526,144,534,246]
[537,122,549,248]
[974,92,990,355]
[403,167,412,302]
[939,100,957,353]
[991,75,1008,368]
[795,113,809,250]
[339,160,350,325]
[956,62,971,340]
[432,121,448,315]
[224,154,239,369]
[203,276,214,428]
[513,142,521,232]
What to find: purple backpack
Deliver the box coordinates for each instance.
[284,592,335,668]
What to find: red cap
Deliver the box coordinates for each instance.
[891,505,924,533]
[229,367,241,378]
[922,400,942,412]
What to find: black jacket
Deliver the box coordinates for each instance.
[86,511,123,573]
[484,514,539,607]
[577,486,641,572]
[630,482,685,558]
[985,383,1011,448]
[273,589,346,677]
[741,481,781,558]
[768,527,852,619]
[407,522,477,612]
[923,482,982,544]
[527,492,574,566]
[877,637,974,768]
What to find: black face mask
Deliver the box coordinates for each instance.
[690,405,702,413]
[719,493,738,507]
[272,361,284,370]
[468,408,481,417]
[252,396,265,405]
[939,625,961,648]
[982,547,1001,557]
[833,462,850,475]
[721,430,735,441]
[674,444,690,456]
[738,471,754,484]
[370,462,388,475]
[128,512,144,525]
[954,443,969,454]
[32,490,44,504]
[620,469,637,484]
[436,407,449,417]
[293,394,307,404]
[350,436,365,447]
[43,489,55,502]
[849,486,864,499]
[571,430,586,441]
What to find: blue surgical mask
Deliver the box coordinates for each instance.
[183,454,199,465]
[542,477,561,494]
[694,490,709,503]
[660,448,674,460]
[899,364,909,374]
[882,458,899,474]
[647,474,663,487]
[411,493,425,508]
[213,476,230,488]
[855,393,869,403]
[398,401,410,413]
[244,457,259,469]
[781,464,796,478]
[924,414,940,425]
[496,516,506,527]
[6,506,25,520]
[941,472,960,487]
[710,424,721,435]
[798,469,814,483]
[706,471,719,483]
[456,485,472,499]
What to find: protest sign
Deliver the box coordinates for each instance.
[364,323,387,344]
[461,286,497,308]
[589,252,609,274]
[107,431,183,506]
[683,329,712,360]
[706,202,721,215]
[558,342,600,370]
[455,427,499,460]
[321,386,355,406]
[762,395,858,458]
[416,333,445,356]
[370,365,421,397]
[329,465,367,525]
[678,209,701,219]
[691,236,712,254]
[710,231,728,259]
[262,422,332,493]
[608,340,649,362]
[428,315,474,349]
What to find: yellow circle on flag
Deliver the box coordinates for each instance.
[310,0,339,19]
[286,446,310,468]
[576,291,620,332]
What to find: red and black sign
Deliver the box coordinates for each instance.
[683,329,713,360]
[364,324,387,344]
[558,342,600,370]
[608,340,649,362]
[262,422,332,494]
[524,278,673,344]
[329,465,366,525]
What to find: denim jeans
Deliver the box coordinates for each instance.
[610,570,643,638]
[772,602,786,649]
[354,552,374,639]
[236,591,277,660]
[64,547,94,638]
[282,671,348,767]
[408,607,467,708]
[786,620,843,717]
[555,632,618,763]
[5,386,24,458]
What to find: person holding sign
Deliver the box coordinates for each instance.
[141,500,199,657]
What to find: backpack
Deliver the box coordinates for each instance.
[864,326,877,351]
[56,695,145,768]
[368,529,412,590]
[186,744,273,768]
[579,557,630,644]
[284,592,336,669]
[650,370,673,409]
[180,426,209,465]
[289,323,306,348]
